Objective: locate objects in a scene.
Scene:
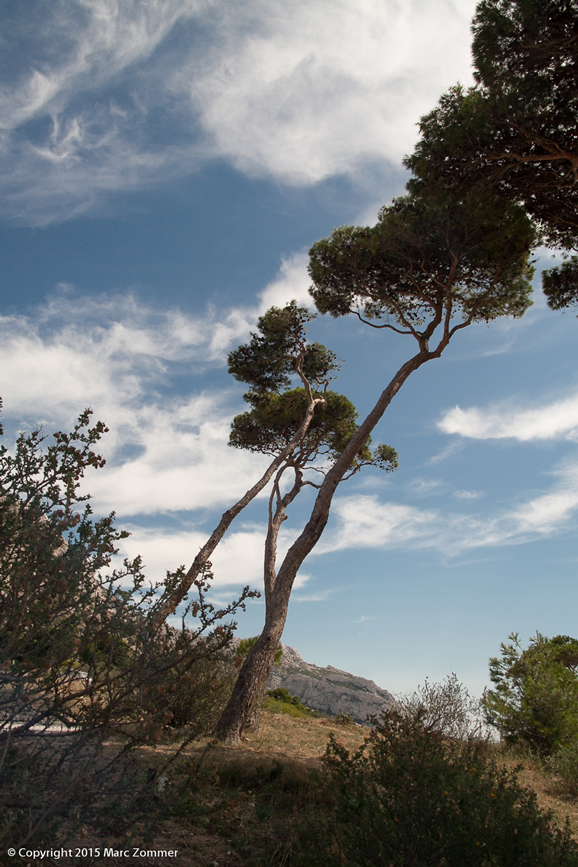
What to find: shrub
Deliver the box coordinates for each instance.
[0,406,257,846]
[398,672,484,740]
[265,688,315,718]
[324,704,578,866]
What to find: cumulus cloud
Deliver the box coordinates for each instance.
[1,0,477,224]
[438,391,578,442]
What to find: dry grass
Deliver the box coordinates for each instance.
[193,707,366,764]
[494,744,578,840]
[49,708,578,865]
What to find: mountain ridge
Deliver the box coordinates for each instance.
[266,642,396,724]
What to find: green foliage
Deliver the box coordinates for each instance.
[406,0,578,312]
[264,688,319,719]
[228,305,398,475]
[324,705,578,866]
[543,256,578,310]
[237,636,282,665]
[227,301,339,398]
[547,741,578,796]
[333,712,354,727]
[230,387,398,473]
[473,0,578,250]
[309,192,535,331]
[482,632,578,755]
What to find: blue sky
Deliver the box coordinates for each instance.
[2,0,577,699]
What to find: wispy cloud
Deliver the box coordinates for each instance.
[1,0,477,224]
[317,457,578,556]
[438,391,578,442]
[453,490,484,500]
[407,477,444,496]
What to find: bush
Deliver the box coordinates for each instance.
[482,632,578,754]
[334,712,354,726]
[324,704,578,866]
[398,672,484,740]
[265,688,315,718]
[0,406,256,846]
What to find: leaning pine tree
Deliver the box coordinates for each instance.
[215,312,397,739]
[215,185,536,743]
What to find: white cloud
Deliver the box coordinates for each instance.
[438,391,578,442]
[258,252,312,311]
[407,477,443,496]
[1,0,477,224]
[508,459,578,535]
[0,265,326,519]
[0,288,271,516]
[453,490,484,500]
[317,457,578,556]
[186,0,477,185]
[119,524,267,588]
[316,495,439,553]
[118,523,312,593]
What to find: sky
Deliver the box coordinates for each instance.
[1,0,577,701]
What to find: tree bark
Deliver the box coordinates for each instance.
[215,595,291,742]
[215,348,433,743]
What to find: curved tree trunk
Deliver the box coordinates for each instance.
[215,349,432,743]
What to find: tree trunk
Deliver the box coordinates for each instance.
[150,397,321,631]
[215,606,287,742]
[215,349,432,743]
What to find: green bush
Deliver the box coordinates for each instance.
[265,688,315,718]
[324,706,578,867]
[482,632,578,755]
[334,712,354,726]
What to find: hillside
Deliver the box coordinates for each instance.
[266,643,396,723]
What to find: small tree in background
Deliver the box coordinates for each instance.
[482,632,578,754]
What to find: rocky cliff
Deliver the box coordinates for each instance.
[266,643,396,724]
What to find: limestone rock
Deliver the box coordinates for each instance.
[266,643,396,724]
